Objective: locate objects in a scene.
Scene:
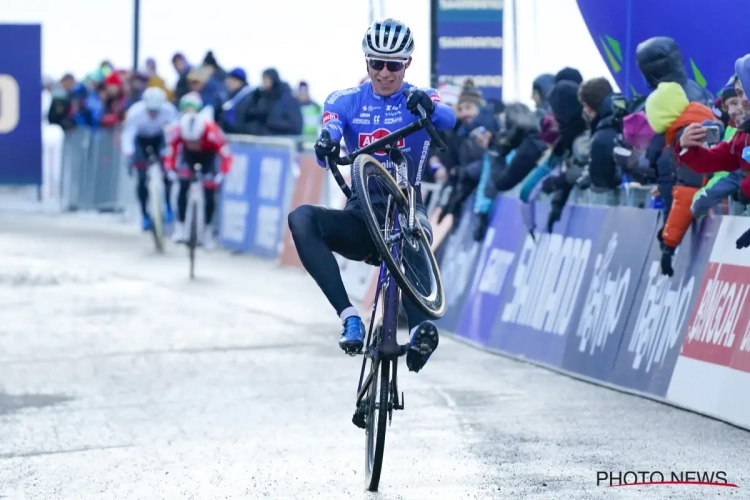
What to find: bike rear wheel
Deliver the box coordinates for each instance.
[188,203,198,278]
[149,171,164,253]
[351,155,445,318]
[365,357,389,491]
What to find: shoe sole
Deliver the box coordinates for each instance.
[410,322,439,356]
[340,340,363,355]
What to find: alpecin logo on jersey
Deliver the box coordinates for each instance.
[322,111,338,125]
[430,93,442,103]
[358,128,405,156]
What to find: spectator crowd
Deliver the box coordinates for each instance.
[42,39,750,269]
[44,50,322,140]
[425,36,750,276]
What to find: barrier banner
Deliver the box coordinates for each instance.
[220,142,290,257]
[609,215,720,396]
[436,0,503,100]
[0,24,42,185]
[455,196,524,345]
[667,217,750,426]
[561,207,659,380]
[488,203,607,366]
[279,153,326,268]
[435,194,484,333]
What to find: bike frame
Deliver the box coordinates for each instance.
[184,167,206,245]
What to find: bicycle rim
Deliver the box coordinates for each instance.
[365,359,389,492]
[189,203,198,278]
[351,155,445,319]
[150,184,164,252]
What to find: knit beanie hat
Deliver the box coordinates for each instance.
[645,82,689,133]
[735,55,750,94]
[458,81,484,106]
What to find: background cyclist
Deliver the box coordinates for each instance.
[287,18,456,373]
[121,87,179,231]
[165,92,232,249]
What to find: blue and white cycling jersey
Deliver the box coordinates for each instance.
[320,81,456,206]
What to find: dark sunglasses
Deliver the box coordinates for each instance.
[367,58,405,72]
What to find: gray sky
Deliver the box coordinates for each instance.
[3,0,613,103]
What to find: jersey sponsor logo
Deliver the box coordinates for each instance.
[373,115,380,125]
[430,93,442,104]
[358,128,405,156]
[352,118,370,125]
[322,111,338,125]
[359,113,370,118]
[384,116,402,125]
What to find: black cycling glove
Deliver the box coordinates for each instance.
[736,227,750,249]
[660,247,675,277]
[314,130,340,164]
[404,89,435,116]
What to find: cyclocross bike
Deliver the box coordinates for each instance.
[145,146,165,253]
[324,97,447,492]
[183,163,208,279]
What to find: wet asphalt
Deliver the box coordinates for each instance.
[0,213,748,500]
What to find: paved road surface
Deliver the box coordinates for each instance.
[0,213,748,499]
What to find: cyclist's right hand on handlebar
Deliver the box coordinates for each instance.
[314,130,340,165]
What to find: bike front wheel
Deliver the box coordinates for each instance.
[365,357,389,491]
[148,172,164,253]
[351,155,445,319]
[188,202,198,279]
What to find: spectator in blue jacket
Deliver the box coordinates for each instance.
[218,67,255,134]
[246,68,303,136]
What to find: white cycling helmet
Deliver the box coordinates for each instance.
[362,18,415,60]
[179,112,209,141]
[142,87,166,111]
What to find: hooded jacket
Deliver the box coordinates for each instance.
[636,37,714,105]
[588,94,620,190]
[247,68,303,136]
[548,68,587,159]
[532,73,555,123]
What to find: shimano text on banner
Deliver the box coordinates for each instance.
[436,0,503,100]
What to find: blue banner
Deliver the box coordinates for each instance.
[435,194,484,333]
[609,215,720,396]
[455,196,525,345]
[0,25,41,185]
[219,142,291,257]
[561,207,659,380]
[436,0,503,100]
[488,202,607,366]
[576,0,744,96]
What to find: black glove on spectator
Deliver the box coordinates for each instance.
[736,188,750,205]
[541,174,567,194]
[547,207,562,233]
[315,130,341,164]
[404,89,435,116]
[473,213,490,242]
[736,227,750,249]
[660,247,675,277]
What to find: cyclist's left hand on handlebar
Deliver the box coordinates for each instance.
[166,169,179,182]
[404,89,435,116]
[213,173,224,185]
[314,130,341,165]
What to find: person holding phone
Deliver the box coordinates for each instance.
[676,59,750,249]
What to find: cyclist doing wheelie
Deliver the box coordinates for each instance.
[165,93,232,249]
[287,19,456,372]
[121,87,179,230]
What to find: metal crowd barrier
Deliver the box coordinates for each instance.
[60,127,134,212]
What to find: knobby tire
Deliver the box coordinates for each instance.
[350,155,445,318]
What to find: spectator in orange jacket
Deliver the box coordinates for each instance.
[645,81,717,276]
